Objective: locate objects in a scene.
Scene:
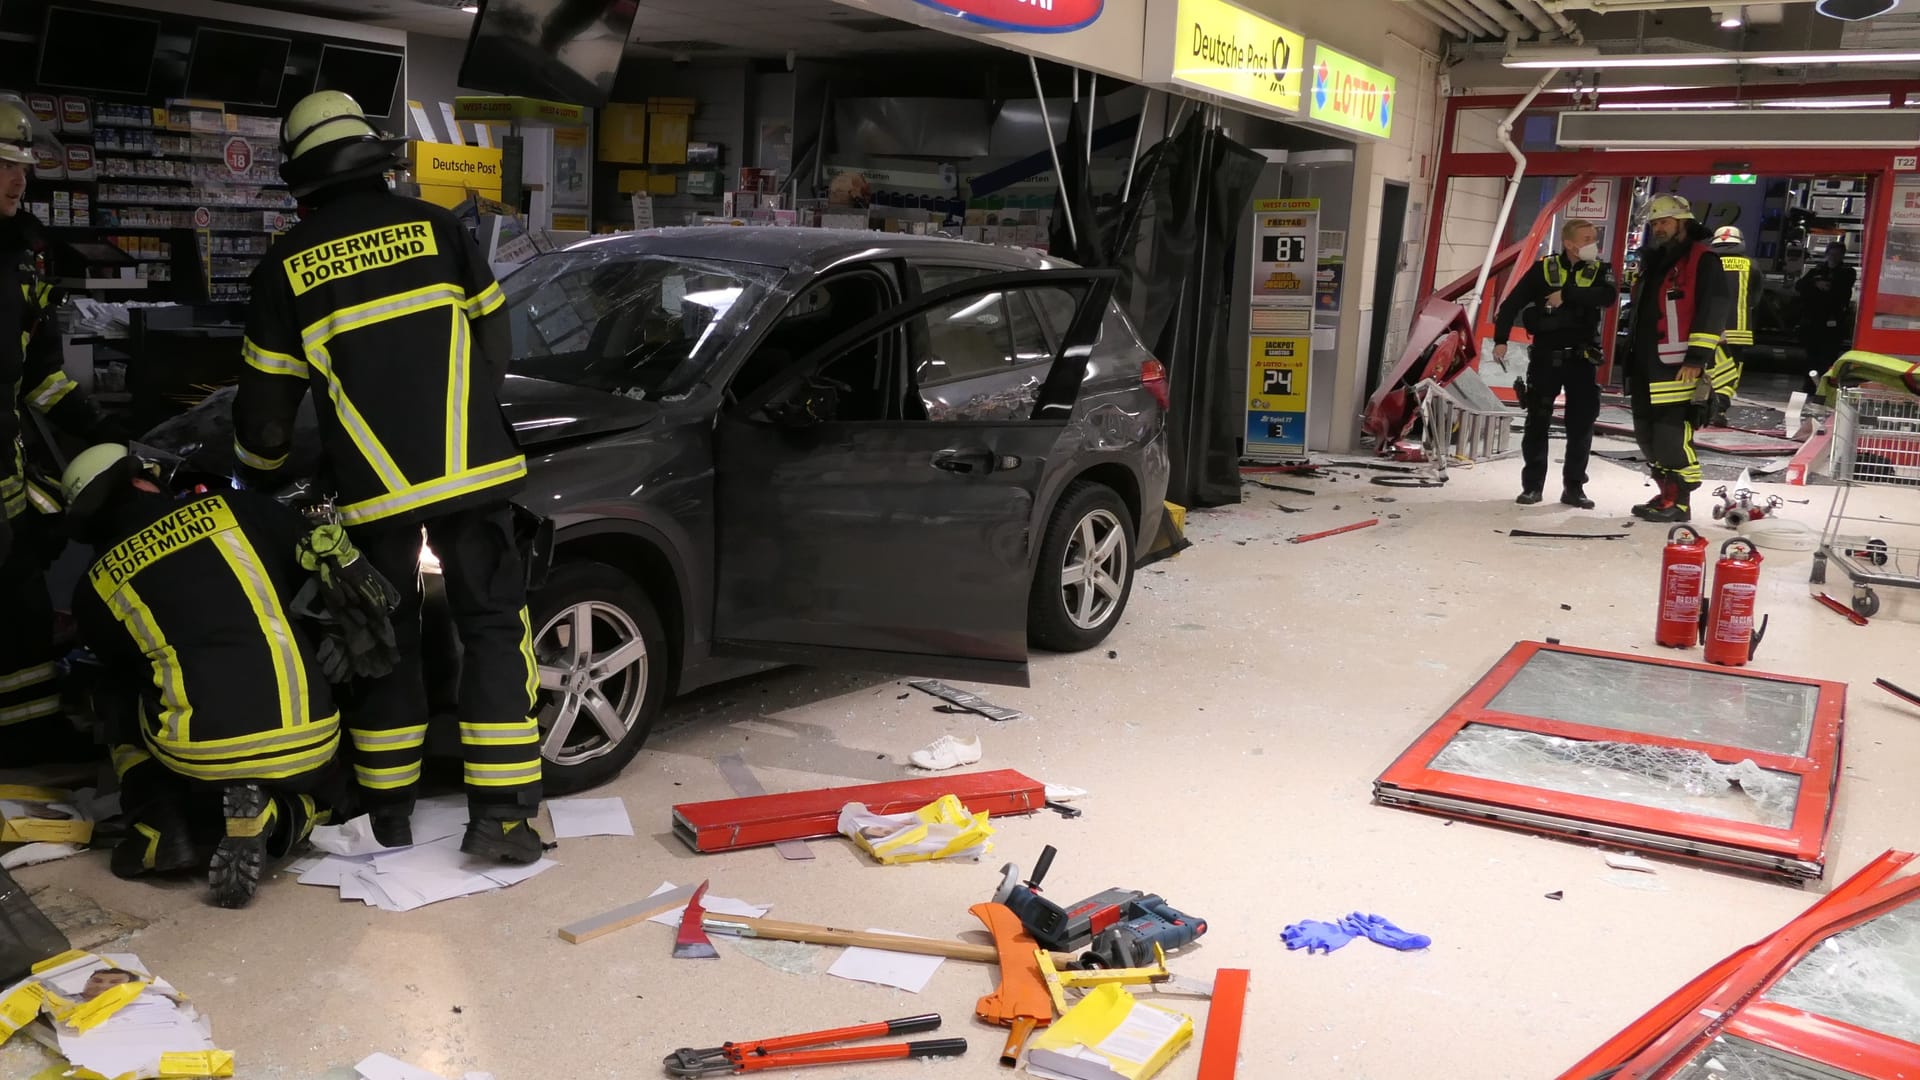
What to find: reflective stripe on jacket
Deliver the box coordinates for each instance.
[1720,255,1753,347]
[1654,242,1722,366]
[1542,254,1600,290]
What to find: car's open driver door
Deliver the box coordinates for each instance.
[710,268,1120,687]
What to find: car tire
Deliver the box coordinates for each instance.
[527,561,669,795]
[1028,482,1136,652]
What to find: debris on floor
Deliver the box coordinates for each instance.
[354,1051,493,1080]
[543,797,634,839]
[827,931,947,992]
[908,679,1032,722]
[1026,983,1192,1080]
[714,753,815,861]
[672,769,1045,853]
[293,801,557,912]
[1603,852,1659,874]
[558,882,700,945]
[665,1015,967,1076]
[0,951,227,1080]
[840,795,995,864]
[910,734,984,771]
[1288,519,1379,544]
[642,881,770,929]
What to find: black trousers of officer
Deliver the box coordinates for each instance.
[1630,376,1704,494]
[351,502,543,812]
[1520,347,1601,495]
[113,744,348,874]
[0,515,92,764]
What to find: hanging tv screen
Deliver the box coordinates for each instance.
[458,0,639,108]
[37,6,161,96]
[315,44,406,120]
[185,27,293,109]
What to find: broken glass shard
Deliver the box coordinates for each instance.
[1670,1034,1868,1080]
[1762,895,1920,1046]
[1429,725,1801,829]
[1485,649,1818,757]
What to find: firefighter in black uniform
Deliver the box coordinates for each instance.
[1624,195,1736,523]
[61,444,349,908]
[1,95,123,763]
[1493,218,1617,510]
[1708,225,1755,427]
[232,91,545,864]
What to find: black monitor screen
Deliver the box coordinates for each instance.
[185,27,292,108]
[459,0,639,108]
[38,6,161,96]
[315,44,405,119]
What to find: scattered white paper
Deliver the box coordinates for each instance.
[546,797,634,839]
[312,796,468,856]
[1605,852,1660,874]
[827,930,945,993]
[643,881,772,928]
[356,1052,449,1080]
[1,841,85,869]
[297,829,556,912]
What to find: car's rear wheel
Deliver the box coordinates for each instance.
[528,561,667,794]
[1027,482,1135,652]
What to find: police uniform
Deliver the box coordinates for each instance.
[231,103,541,838]
[66,466,345,906]
[1493,251,1617,505]
[1797,254,1856,390]
[2,193,118,762]
[1626,216,1735,520]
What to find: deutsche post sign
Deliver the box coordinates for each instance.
[1307,42,1395,140]
[1144,0,1306,119]
[409,141,504,201]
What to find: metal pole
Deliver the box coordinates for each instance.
[1120,91,1154,204]
[1030,55,1079,250]
[1086,73,1097,167]
[1462,67,1558,332]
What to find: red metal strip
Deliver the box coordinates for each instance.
[1726,1002,1920,1077]
[672,769,1045,853]
[1814,593,1870,625]
[1288,519,1378,544]
[1196,969,1251,1080]
[1782,428,1833,487]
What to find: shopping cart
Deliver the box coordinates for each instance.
[1811,385,1920,617]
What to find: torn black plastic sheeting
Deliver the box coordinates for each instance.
[1507,530,1630,540]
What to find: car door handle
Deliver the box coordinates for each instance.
[931,448,996,475]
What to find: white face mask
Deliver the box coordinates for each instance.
[1576,242,1601,262]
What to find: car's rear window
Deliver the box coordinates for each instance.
[503,246,778,400]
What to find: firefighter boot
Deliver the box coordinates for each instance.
[461,804,546,866]
[1638,478,1695,523]
[1561,487,1596,510]
[1632,475,1680,521]
[209,784,276,909]
[110,802,204,879]
[369,804,414,848]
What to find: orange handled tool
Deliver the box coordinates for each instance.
[664,1015,967,1075]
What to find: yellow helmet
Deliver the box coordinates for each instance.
[60,443,133,511]
[1,95,39,166]
[278,91,404,198]
[1644,194,1695,223]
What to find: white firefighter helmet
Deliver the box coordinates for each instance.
[1711,225,1744,249]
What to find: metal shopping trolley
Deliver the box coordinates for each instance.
[1811,385,1920,617]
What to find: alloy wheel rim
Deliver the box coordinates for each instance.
[1060,508,1127,631]
[534,601,648,767]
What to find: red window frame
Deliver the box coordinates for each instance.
[1558,849,1920,1080]
[1374,640,1847,881]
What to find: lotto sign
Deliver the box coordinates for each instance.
[1569,180,1613,222]
[224,137,253,176]
[911,0,1105,32]
[1250,197,1319,303]
[1245,335,1311,458]
[1307,42,1395,140]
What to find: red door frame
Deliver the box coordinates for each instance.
[1423,81,1920,361]
[1556,849,1920,1080]
[1374,640,1847,880]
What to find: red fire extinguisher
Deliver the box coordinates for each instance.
[1656,525,1709,648]
[1704,538,1770,668]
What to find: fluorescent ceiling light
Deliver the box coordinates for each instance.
[1506,53,1738,69]
[1505,48,1920,69]
[1599,100,1740,109]
[461,4,478,11]
[1748,51,1920,64]
[1720,14,1743,26]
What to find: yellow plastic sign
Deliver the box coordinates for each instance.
[1155,0,1305,117]
[452,96,586,125]
[1307,43,1395,140]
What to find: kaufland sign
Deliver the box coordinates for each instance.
[912,0,1105,32]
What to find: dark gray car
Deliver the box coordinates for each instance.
[155,227,1170,792]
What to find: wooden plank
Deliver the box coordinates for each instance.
[702,914,1078,966]
[1196,968,1251,1080]
[671,769,1045,853]
[558,884,698,945]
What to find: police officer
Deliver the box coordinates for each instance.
[1797,241,1856,392]
[1709,225,1754,427]
[1493,218,1617,510]
[1625,195,1735,523]
[61,444,348,908]
[2,95,121,762]
[231,91,545,865]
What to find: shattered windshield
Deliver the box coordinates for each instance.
[1670,1034,1863,1079]
[503,246,778,400]
[1762,896,1920,1046]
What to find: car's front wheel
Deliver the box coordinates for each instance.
[1027,482,1135,652]
[528,561,668,794]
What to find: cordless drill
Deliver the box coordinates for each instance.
[991,846,1207,969]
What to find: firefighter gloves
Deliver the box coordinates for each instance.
[297,524,402,680]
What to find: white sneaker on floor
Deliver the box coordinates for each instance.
[910,735,983,771]
[1044,784,1088,803]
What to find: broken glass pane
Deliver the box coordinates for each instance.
[1670,1034,1868,1079]
[1762,896,1920,1046]
[1485,650,1818,757]
[1428,725,1801,829]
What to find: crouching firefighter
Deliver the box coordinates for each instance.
[1625,195,1736,522]
[61,444,356,908]
[232,90,546,864]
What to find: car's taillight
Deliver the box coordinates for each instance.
[1141,359,1171,410]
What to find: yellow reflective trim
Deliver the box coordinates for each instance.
[307,342,411,492]
[147,713,338,760]
[134,822,162,869]
[112,744,152,778]
[519,609,538,712]
[59,979,147,1032]
[150,733,339,782]
[26,371,77,411]
[24,481,57,515]
[354,761,422,789]
[242,337,310,379]
[459,719,538,746]
[301,283,465,349]
[463,760,543,786]
[468,280,505,318]
[0,661,58,694]
[339,455,527,526]
[349,724,428,752]
[0,695,63,725]
[212,528,308,730]
[225,801,277,839]
[446,306,468,473]
[234,438,288,472]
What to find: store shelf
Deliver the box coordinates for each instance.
[95,149,195,162]
[56,278,150,291]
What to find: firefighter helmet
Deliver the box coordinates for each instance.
[1644,194,1695,222]
[279,90,404,199]
[1711,225,1744,249]
[60,444,136,518]
[1,96,38,165]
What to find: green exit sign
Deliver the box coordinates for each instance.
[1711,173,1758,185]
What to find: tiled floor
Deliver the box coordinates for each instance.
[8,445,1919,1080]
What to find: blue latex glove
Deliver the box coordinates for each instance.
[1339,912,1432,951]
[1281,919,1355,955]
